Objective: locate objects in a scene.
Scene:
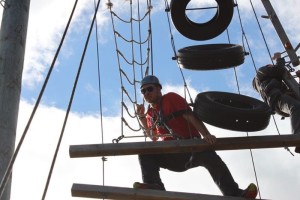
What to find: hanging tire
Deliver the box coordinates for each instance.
[177,44,245,70]
[170,0,234,41]
[193,91,272,132]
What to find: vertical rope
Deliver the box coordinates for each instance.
[163,0,193,104]
[41,1,102,199]
[92,0,107,197]
[232,2,263,198]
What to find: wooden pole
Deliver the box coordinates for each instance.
[261,0,299,66]
[0,0,31,199]
[69,134,300,158]
[71,184,262,200]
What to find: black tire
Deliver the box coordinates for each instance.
[193,91,272,132]
[170,0,234,41]
[177,44,245,70]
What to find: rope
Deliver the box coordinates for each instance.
[110,9,150,23]
[115,30,151,44]
[148,0,154,76]
[163,0,193,105]
[137,0,145,77]
[235,1,258,73]
[233,1,263,198]
[0,0,79,198]
[41,0,102,199]
[107,0,153,142]
[249,0,274,66]
[93,0,107,192]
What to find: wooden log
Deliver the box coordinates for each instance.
[69,134,300,158]
[261,0,299,66]
[71,184,261,200]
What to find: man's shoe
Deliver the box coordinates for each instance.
[133,182,165,190]
[241,183,257,199]
[295,147,300,154]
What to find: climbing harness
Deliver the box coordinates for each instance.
[147,98,185,140]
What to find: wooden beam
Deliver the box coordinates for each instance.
[71,184,259,200]
[69,134,300,158]
[261,0,299,66]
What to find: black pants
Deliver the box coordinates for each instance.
[276,93,300,134]
[138,151,243,196]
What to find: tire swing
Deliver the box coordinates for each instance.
[193,91,272,132]
[170,0,235,41]
[177,44,245,70]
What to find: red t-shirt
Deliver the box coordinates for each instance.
[146,92,200,141]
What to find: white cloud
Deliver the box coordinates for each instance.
[22,0,99,88]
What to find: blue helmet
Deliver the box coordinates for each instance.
[140,75,162,89]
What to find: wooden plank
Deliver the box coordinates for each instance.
[71,184,260,200]
[261,0,299,66]
[69,134,300,158]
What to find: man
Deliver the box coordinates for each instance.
[252,54,300,154]
[135,75,257,198]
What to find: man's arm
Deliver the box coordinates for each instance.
[138,117,158,141]
[136,104,158,141]
[182,112,216,144]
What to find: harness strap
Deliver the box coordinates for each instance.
[158,95,190,122]
[163,109,190,122]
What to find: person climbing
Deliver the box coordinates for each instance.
[252,52,300,154]
[134,75,258,198]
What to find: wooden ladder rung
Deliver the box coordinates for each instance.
[71,183,260,200]
[69,134,300,158]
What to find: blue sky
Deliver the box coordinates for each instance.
[1,0,300,199]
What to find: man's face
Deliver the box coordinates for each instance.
[141,84,161,104]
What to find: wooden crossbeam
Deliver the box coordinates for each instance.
[261,0,299,66]
[69,134,300,158]
[71,184,260,200]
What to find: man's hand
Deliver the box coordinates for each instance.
[136,104,145,117]
[272,52,281,60]
[203,134,216,144]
